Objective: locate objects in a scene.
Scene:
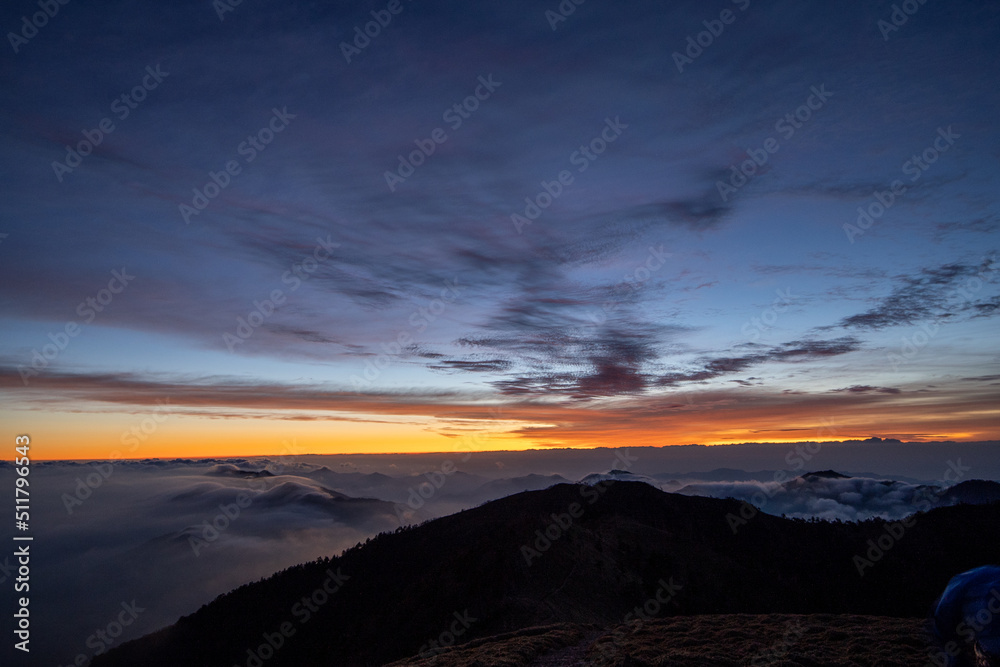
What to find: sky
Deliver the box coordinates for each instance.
[1,0,998,459]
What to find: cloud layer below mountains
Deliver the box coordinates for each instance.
[672,473,950,521]
[6,444,998,665]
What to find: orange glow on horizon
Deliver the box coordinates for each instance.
[4,376,997,460]
[6,401,996,461]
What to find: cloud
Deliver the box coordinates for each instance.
[838,258,999,330]
[657,337,862,387]
[769,338,862,359]
[14,455,604,664]
[5,361,999,449]
[675,473,948,522]
[430,359,513,373]
[971,296,1000,318]
[478,326,665,399]
[19,459,406,665]
[933,216,1000,243]
[832,385,901,395]
[20,446,1000,664]
[608,192,732,233]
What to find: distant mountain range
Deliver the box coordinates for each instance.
[269,464,575,516]
[671,470,1000,521]
[93,480,1000,667]
[937,479,1000,506]
[652,467,929,485]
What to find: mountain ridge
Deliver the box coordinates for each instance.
[93,481,1000,667]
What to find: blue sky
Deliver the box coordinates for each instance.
[1,0,998,455]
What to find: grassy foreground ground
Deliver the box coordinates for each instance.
[388,615,932,667]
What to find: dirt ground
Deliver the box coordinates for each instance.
[388,614,937,667]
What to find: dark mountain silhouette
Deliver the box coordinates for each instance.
[652,467,926,484]
[936,479,1000,506]
[578,470,663,487]
[652,468,780,482]
[472,473,572,501]
[800,470,851,480]
[304,466,567,509]
[93,482,1000,667]
[165,477,398,522]
[671,469,997,521]
[206,464,276,479]
[308,466,488,499]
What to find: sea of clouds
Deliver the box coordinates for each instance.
[2,447,996,666]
